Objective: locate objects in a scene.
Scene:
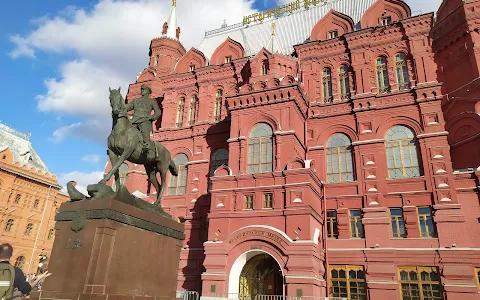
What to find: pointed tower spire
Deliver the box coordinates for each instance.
[162,0,180,39]
[266,22,281,54]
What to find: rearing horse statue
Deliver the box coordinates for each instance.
[99,87,177,207]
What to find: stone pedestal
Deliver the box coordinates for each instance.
[31,199,185,300]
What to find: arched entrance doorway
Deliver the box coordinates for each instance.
[239,254,283,299]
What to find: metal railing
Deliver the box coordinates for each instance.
[205,23,244,37]
[255,296,347,300]
[200,293,251,300]
[177,290,200,300]
[197,294,345,300]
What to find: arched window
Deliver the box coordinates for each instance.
[326,133,354,183]
[209,148,229,190]
[376,57,390,92]
[395,53,410,90]
[248,123,274,174]
[14,256,25,270]
[214,90,223,121]
[385,125,421,179]
[47,229,54,240]
[4,219,14,232]
[33,199,39,209]
[189,95,199,126]
[119,163,129,186]
[168,154,188,196]
[14,194,21,204]
[176,97,185,128]
[339,65,350,99]
[210,149,229,177]
[322,68,333,103]
[154,55,159,66]
[25,223,34,236]
[261,60,269,75]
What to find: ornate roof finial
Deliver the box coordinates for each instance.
[163,0,179,39]
[266,22,281,54]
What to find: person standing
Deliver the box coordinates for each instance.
[0,243,51,299]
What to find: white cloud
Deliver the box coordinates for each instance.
[10,0,257,135]
[82,153,103,164]
[51,119,110,144]
[10,0,257,145]
[37,59,127,118]
[58,170,104,195]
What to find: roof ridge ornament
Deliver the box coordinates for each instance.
[163,0,180,39]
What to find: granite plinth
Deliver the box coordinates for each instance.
[31,199,185,300]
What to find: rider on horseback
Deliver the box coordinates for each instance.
[124,84,162,149]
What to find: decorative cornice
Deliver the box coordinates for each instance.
[56,209,185,240]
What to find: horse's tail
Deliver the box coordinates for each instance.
[169,158,178,176]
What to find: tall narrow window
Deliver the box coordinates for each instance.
[47,229,55,240]
[245,195,254,209]
[418,207,436,238]
[330,265,366,299]
[339,65,350,99]
[326,133,354,183]
[396,53,410,90]
[263,193,273,208]
[189,64,196,72]
[154,55,159,66]
[385,125,421,179]
[33,199,39,209]
[350,209,363,238]
[168,154,188,196]
[399,267,442,300]
[176,97,185,128]
[376,57,390,93]
[248,123,273,174]
[14,256,25,270]
[119,163,129,186]
[14,194,21,204]
[209,148,229,189]
[391,208,406,238]
[225,56,232,63]
[25,223,34,236]
[327,210,338,239]
[4,219,14,232]
[322,68,333,103]
[214,90,223,121]
[189,95,199,126]
[261,60,269,75]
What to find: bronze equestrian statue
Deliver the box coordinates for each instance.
[97,86,177,207]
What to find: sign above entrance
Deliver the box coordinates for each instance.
[229,230,287,247]
[242,0,328,26]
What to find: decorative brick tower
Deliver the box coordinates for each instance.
[433,0,480,169]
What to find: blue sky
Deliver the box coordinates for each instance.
[1,0,442,189]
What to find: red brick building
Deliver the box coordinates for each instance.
[111,0,480,299]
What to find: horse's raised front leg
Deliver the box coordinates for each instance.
[100,148,135,185]
[106,149,121,190]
